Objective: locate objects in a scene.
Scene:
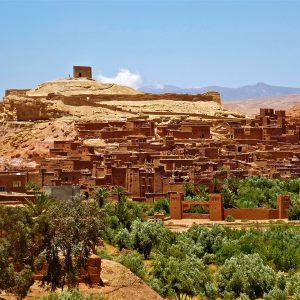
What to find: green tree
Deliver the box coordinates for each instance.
[42,197,104,290]
[288,202,300,220]
[212,178,220,193]
[130,219,167,259]
[217,254,275,299]
[25,181,41,193]
[114,227,131,251]
[117,251,146,279]
[25,192,54,217]
[197,184,209,201]
[153,198,170,215]
[93,187,109,208]
[113,186,126,202]
[183,183,195,198]
[150,254,211,300]
[0,237,34,299]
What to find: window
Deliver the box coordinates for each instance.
[0,186,5,192]
[13,181,22,188]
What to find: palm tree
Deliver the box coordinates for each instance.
[93,187,109,208]
[24,192,54,217]
[113,186,126,203]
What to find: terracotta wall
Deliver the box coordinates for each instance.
[224,208,279,220]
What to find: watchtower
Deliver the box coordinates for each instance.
[73,66,92,79]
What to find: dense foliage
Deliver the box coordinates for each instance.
[3,177,300,299]
[184,176,300,218]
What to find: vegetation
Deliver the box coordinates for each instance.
[221,176,300,210]
[41,289,104,300]
[225,215,235,222]
[93,187,109,208]
[3,177,300,299]
[116,251,146,279]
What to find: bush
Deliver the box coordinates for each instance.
[117,251,146,279]
[153,198,170,215]
[217,254,275,299]
[288,203,300,220]
[114,227,131,251]
[41,289,104,300]
[130,219,167,259]
[225,215,235,222]
[150,254,211,299]
[184,204,208,214]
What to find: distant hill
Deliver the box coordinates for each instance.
[223,94,300,116]
[287,100,300,118]
[139,83,300,102]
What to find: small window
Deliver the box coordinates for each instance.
[0,186,5,192]
[13,181,22,188]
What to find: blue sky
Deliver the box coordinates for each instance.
[1,0,300,96]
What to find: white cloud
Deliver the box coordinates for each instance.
[97,69,143,89]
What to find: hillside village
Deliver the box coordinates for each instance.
[1,67,300,219]
[2,67,300,300]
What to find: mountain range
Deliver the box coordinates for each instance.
[139,82,300,102]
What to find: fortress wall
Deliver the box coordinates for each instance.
[59,92,221,104]
[5,89,30,97]
[224,208,279,220]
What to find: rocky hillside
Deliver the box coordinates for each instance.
[287,101,300,118]
[1,259,163,300]
[0,77,243,168]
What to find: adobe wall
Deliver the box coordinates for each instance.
[0,173,27,193]
[170,193,183,219]
[209,194,224,221]
[0,193,35,203]
[35,254,101,285]
[182,213,209,219]
[277,195,290,219]
[224,208,279,220]
[169,193,290,221]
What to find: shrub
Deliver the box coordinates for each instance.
[130,219,167,259]
[217,254,275,299]
[96,248,113,260]
[153,198,170,215]
[288,203,300,220]
[117,251,146,279]
[114,227,131,251]
[41,289,104,300]
[150,254,211,300]
[184,204,208,214]
[225,215,235,222]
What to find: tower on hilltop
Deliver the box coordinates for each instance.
[73,66,92,79]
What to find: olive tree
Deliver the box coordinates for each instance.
[42,197,104,290]
[130,219,167,259]
[150,254,211,300]
[217,254,275,299]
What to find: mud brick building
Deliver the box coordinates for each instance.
[2,106,300,217]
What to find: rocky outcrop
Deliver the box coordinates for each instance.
[2,78,226,122]
[287,99,300,118]
[100,259,163,300]
[3,95,68,121]
[27,78,143,97]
